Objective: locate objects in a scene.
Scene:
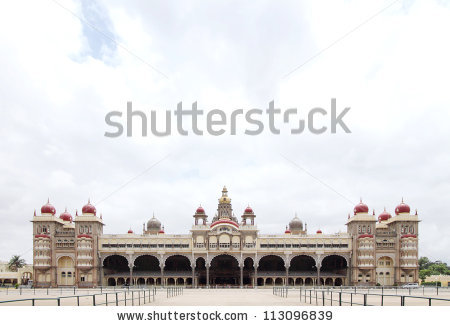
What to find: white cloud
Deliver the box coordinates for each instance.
[0,0,449,265]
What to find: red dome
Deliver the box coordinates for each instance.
[60,209,72,222]
[244,206,253,214]
[196,206,205,214]
[82,200,96,215]
[285,229,291,234]
[41,200,56,215]
[354,200,369,215]
[378,209,392,222]
[316,230,322,234]
[158,229,165,234]
[128,229,133,234]
[395,200,410,215]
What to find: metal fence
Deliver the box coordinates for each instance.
[299,288,450,306]
[0,287,157,306]
[167,286,183,298]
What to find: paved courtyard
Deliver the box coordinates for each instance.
[0,287,449,306]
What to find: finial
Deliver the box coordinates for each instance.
[34,209,36,216]
[75,209,78,216]
[373,209,375,216]
[360,197,362,203]
[295,211,298,218]
[100,213,102,219]
[348,213,350,219]
[401,197,404,203]
[415,209,418,215]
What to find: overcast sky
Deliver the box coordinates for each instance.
[0,0,449,264]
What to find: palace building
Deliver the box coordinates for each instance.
[32,187,420,288]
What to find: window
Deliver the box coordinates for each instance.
[62,272,66,277]
[67,272,72,278]
[81,276,85,282]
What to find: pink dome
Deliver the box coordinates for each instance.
[196,206,205,214]
[244,206,253,214]
[82,200,96,215]
[395,200,410,215]
[60,209,72,222]
[316,230,322,234]
[127,229,133,234]
[41,200,56,215]
[378,209,392,222]
[354,200,369,215]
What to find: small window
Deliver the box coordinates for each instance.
[62,272,66,277]
[81,276,85,282]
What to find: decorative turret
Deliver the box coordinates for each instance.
[193,205,208,225]
[144,214,162,235]
[241,205,256,225]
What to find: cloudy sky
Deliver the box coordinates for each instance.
[0,0,449,264]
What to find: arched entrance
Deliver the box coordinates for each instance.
[320,255,347,285]
[289,255,317,276]
[164,255,192,284]
[257,255,285,284]
[57,256,75,286]
[133,255,161,281]
[103,255,130,285]
[210,255,240,285]
[195,257,207,286]
[376,256,394,286]
[243,257,254,286]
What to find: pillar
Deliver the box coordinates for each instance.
[317,263,321,286]
[240,266,243,288]
[191,263,195,288]
[254,265,258,288]
[206,264,210,288]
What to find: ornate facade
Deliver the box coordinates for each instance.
[32,187,420,288]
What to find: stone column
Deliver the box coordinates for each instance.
[317,263,321,286]
[206,264,210,288]
[254,264,258,288]
[160,264,164,288]
[129,264,133,286]
[240,266,244,288]
[285,263,290,287]
[191,265,195,288]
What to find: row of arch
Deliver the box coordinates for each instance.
[103,254,348,286]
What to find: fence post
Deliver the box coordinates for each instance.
[32,298,35,306]
[57,298,61,306]
[322,291,325,306]
[106,293,108,306]
[116,292,119,306]
[93,294,96,306]
[381,294,384,306]
[363,294,367,306]
[350,293,353,306]
[339,292,342,306]
[429,298,432,306]
[331,291,333,306]
[77,296,80,306]
[74,287,75,295]
[401,296,404,306]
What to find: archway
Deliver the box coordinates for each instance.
[210,255,240,285]
[243,257,254,286]
[289,255,317,276]
[195,257,207,286]
[335,278,343,286]
[133,255,161,279]
[257,255,285,278]
[305,277,313,286]
[376,256,394,286]
[103,255,130,283]
[164,255,192,282]
[320,255,348,277]
[57,256,75,286]
[108,278,116,286]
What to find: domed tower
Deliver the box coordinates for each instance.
[193,206,208,225]
[212,186,238,223]
[241,205,256,225]
[144,214,162,235]
[289,213,306,235]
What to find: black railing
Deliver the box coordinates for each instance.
[299,288,450,306]
[0,287,157,306]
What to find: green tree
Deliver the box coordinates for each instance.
[429,263,450,275]
[419,269,431,282]
[8,255,26,272]
[419,257,431,270]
